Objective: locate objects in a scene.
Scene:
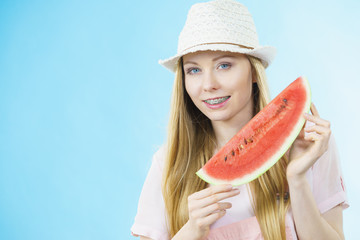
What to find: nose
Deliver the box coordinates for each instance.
[202,71,220,92]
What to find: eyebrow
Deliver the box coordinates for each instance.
[183,55,236,66]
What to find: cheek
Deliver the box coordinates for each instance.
[241,78,253,96]
[228,71,253,97]
[185,78,201,100]
[242,81,253,101]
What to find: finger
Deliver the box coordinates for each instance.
[197,210,226,227]
[303,113,331,128]
[189,184,233,200]
[304,132,322,141]
[203,188,240,205]
[190,188,240,210]
[304,125,331,135]
[310,102,320,117]
[191,202,232,219]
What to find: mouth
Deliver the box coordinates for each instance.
[203,96,231,105]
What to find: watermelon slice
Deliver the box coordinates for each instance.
[196,76,311,186]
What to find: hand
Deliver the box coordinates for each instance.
[287,103,331,180]
[184,184,240,240]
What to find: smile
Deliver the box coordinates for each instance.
[204,96,230,105]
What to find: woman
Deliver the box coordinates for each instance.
[131,0,348,239]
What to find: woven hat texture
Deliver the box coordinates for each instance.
[159,0,276,72]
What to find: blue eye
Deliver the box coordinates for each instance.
[187,68,200,74]
[219,63,230,69]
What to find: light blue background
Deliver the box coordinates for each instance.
[0,0,359,239]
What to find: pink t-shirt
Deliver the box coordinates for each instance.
[131,134,349,240]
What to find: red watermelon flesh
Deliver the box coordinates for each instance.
[196,76,311,186]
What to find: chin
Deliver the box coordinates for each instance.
[205,112,233,122]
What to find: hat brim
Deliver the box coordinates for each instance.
[159,43,276,72]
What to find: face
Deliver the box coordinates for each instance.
[183,51,254,124]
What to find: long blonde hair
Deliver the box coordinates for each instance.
[162,55,290,239]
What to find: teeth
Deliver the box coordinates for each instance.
[205,96,230,105]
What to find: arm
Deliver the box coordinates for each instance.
[288,175,344,240]
[287,103,345,240]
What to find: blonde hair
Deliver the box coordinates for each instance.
[162,56,290,239]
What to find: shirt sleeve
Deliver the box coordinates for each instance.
[131,146,170,240]
[311,134,349,214]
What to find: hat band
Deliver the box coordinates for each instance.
[180,42,255,54]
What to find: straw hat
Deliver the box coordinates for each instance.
[159,0,276,72]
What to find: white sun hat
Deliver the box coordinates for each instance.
[159,0,276,72]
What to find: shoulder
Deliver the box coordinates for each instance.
[131,144,170,239]
[308,133,349,213]
[151,144,167,171]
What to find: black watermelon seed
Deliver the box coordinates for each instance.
[283,98,288,104]
[231,150,235,156]
[225,156,227,162]
[244,138,247,144]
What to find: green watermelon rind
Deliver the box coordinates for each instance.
[196,77,312,186]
